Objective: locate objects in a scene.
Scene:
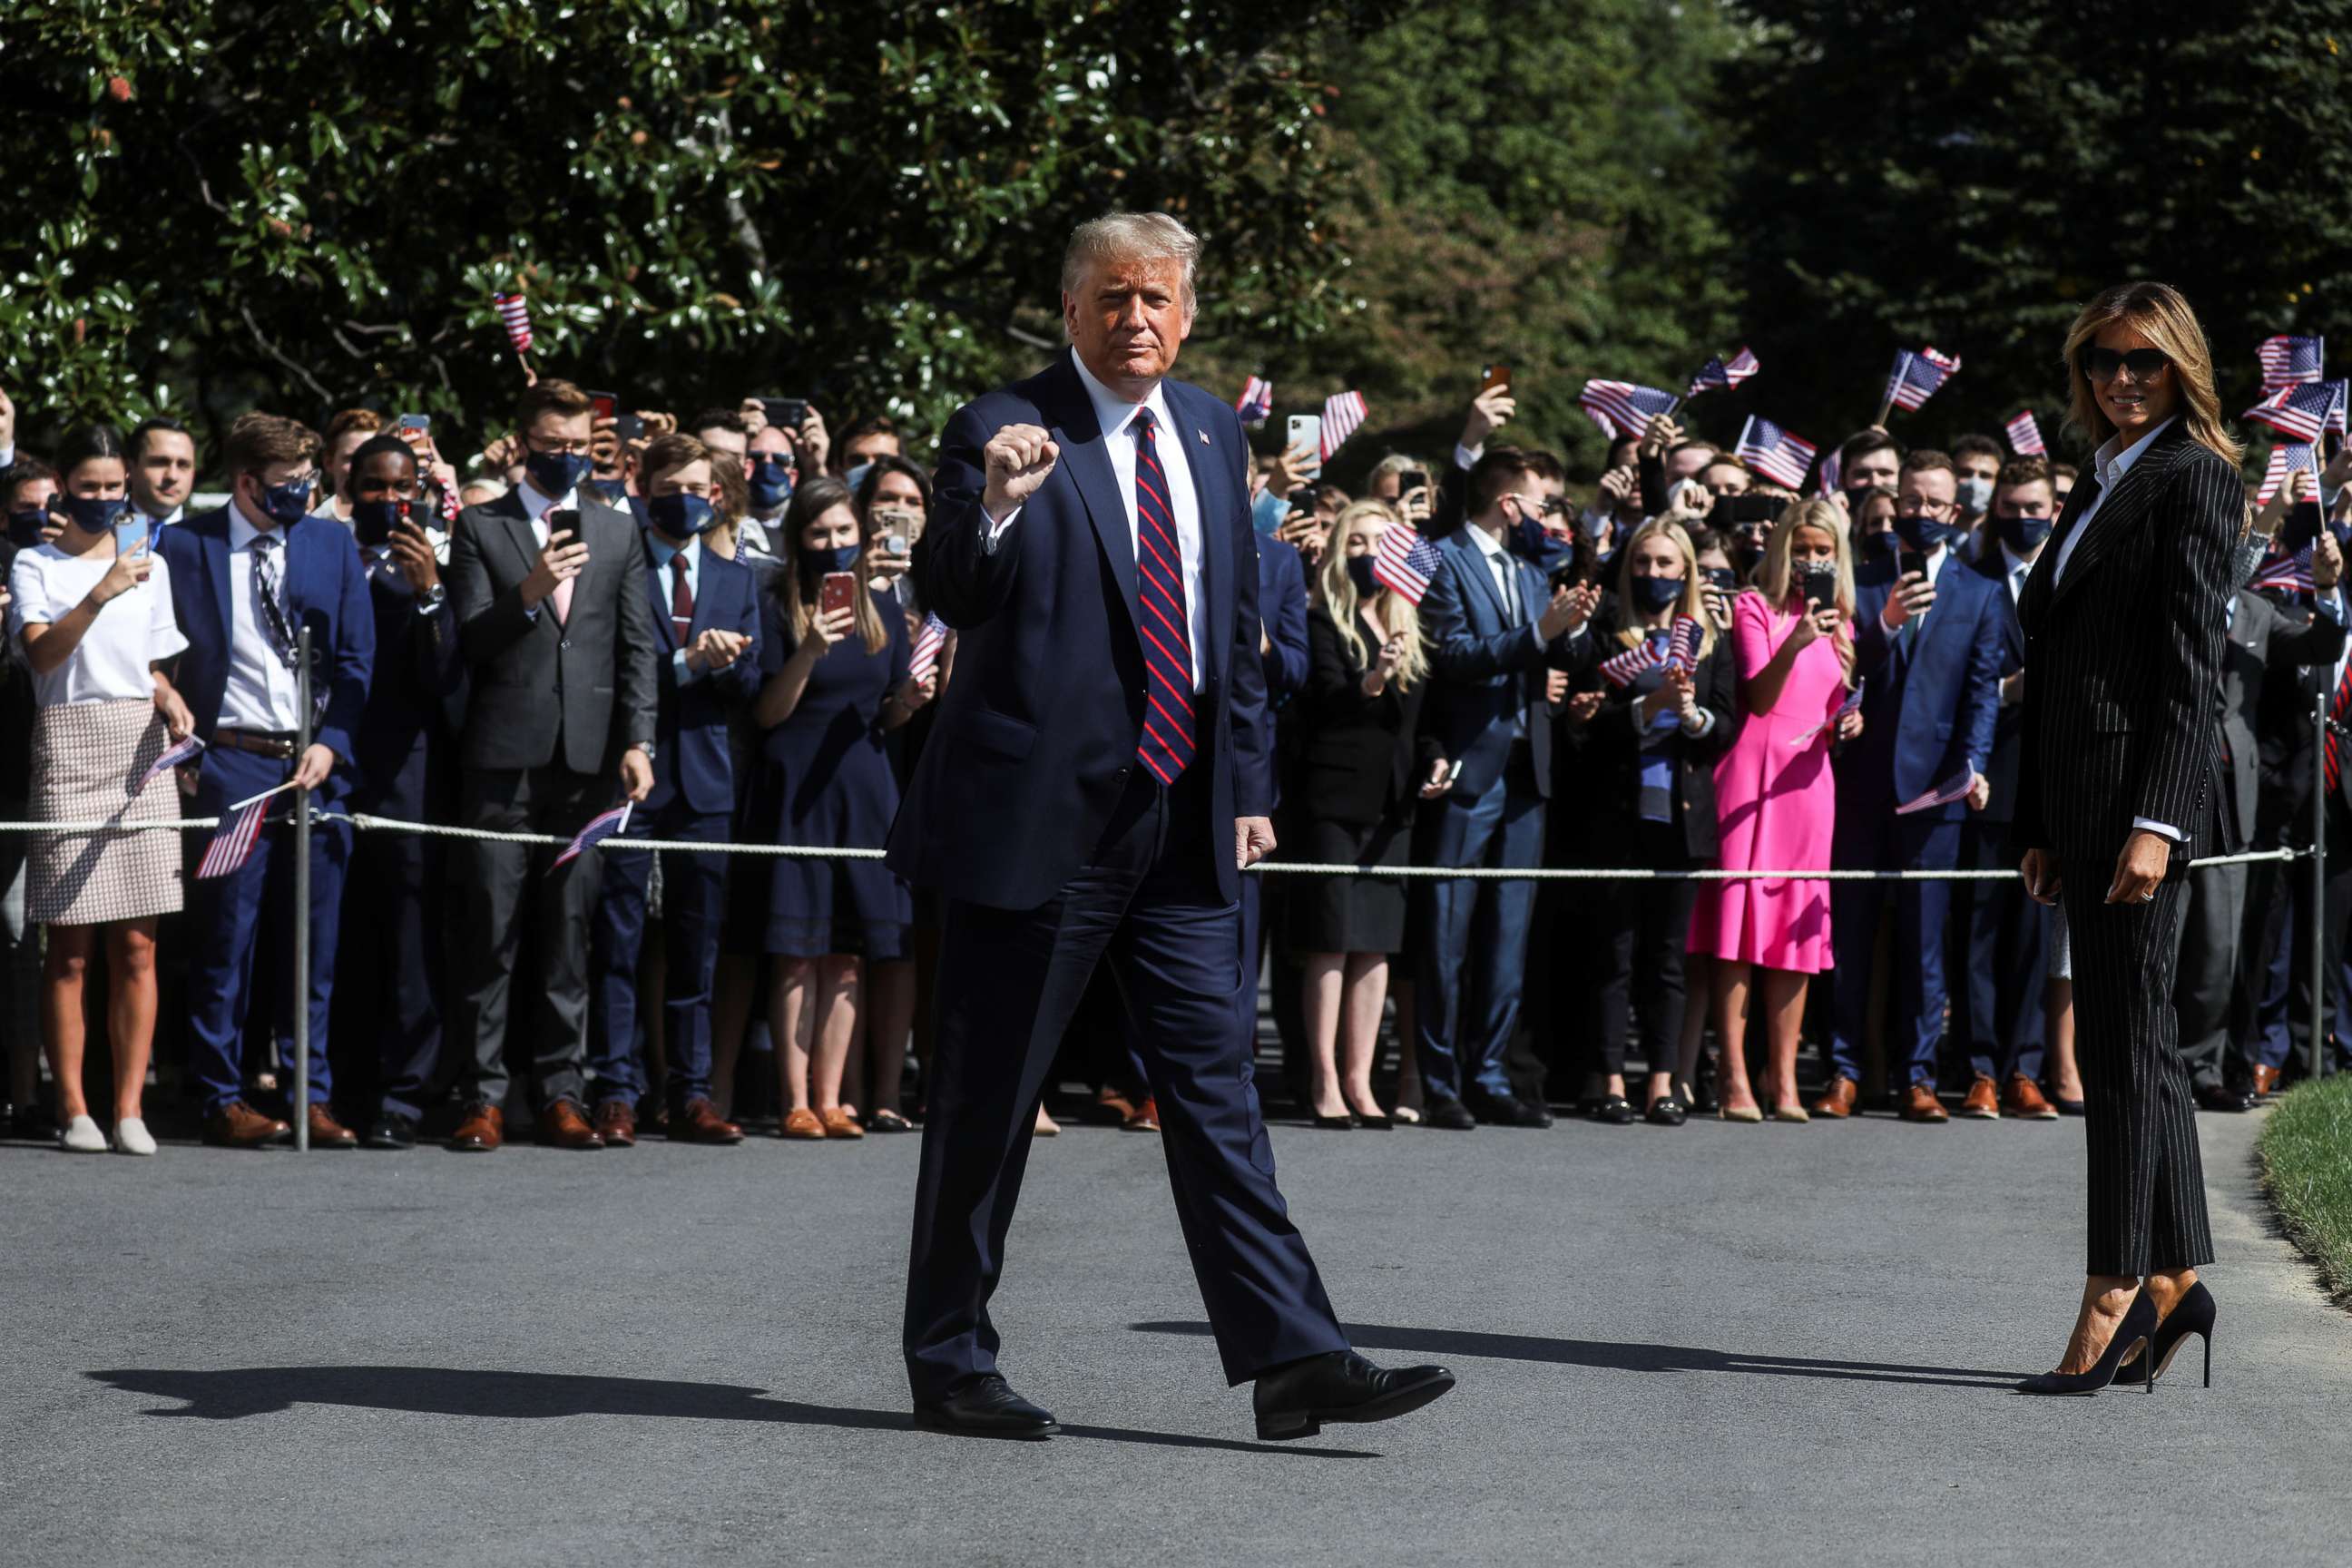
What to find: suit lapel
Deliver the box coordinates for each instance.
[1041,359,1141,633]
[644,554,680,653]
[1445,532,1509,625]
[201,513,233,653]
[2047,425,2187,612]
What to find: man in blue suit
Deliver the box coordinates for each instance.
[1819,449,2003,1122]
[161,413,374,1149]
[586,433,760,1147]
[1242,530,1309,1001]
[1415,450,1596,1131]
[889,212,1451,1443]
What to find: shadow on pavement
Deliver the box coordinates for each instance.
[83,1367,1376,1458]
[1132,1322,2019,1388]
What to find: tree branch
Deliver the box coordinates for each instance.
[238,302,334,404]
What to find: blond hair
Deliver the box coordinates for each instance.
[2062,281,2242,465]
[1611,518,1717,660]
[1314,501,1427,691]
[1755,497,1857,685]
[1062,211,1200,317]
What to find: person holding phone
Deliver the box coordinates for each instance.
[8,424,193,1155]
[741,475,929,1142]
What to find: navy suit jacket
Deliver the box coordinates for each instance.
[350,553,466,815]
[1843,544,2003,822]
[160,507,374,765]
[889,354,1268,910]
[641,536,761,816]
[1254,534,1310,809]
[1966,548,2030,825]
[1418,527,1573,799]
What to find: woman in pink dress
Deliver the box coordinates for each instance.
[1688,498,1858,1121]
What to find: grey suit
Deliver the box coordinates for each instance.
[444,488,660,1112]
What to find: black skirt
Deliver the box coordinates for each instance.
[1286,815,1410,955]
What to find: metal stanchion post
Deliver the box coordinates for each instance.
[2314,688,2328,1085]
[294,624,312,1152]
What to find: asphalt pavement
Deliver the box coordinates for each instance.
[3,1101,2347,1566]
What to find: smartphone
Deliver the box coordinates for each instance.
[2285,499,2324,553]
[397,413,430,436]
[882,533,907,557]
[586,390,619,422]
[762,397,810,432]
[1287,415,1323,470]
[1480,364,1512,396]
[1704,565,1740,593]
[113,515,150,557]
[612,413,645,446]
[1400,468,1431,495]
[819,571,858,616]
[1444,759,1466,787]
[1803,567,1837,611]
[1899,549,1928,581]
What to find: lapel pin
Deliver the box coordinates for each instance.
[1198,429,1210,446]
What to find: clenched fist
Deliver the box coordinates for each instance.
[984,423,1060,523]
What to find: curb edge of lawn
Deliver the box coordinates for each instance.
[2256,1075,2352,1315]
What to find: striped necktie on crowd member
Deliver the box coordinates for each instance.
[2328,658,2352,795]
[1130,409,1195,785]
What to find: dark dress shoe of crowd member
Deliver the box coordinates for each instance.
[203,1100,292,1149]
[449,1103,504,1152]
[1580,1093,1638,1126]
[308,1104,360,1149]
[10,1100,58,1141]
[1810,1075,1857,1119]
[1252,1349,1456,1441]
[1897,1083,1949,1123]
[2193,1082,2256,1113]
[594,1099,638,1147]
[541,1100,606,1150]
[1645,1093,1688,1127]
[1465,1086,1552,1128]
[1420,1098,1477,1131]
[1959,1076,2001,1120]
[1122,1096,1161,1132]
[671,1098,744,1144]
[2003,1075,2059,1120]
[365,1110,418,1151]
[1311,1112,1355,1130]
[914,1373,1060,1440]
[2251,1063,2283,1099]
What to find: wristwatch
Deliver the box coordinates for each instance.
[634,740,657,760]
[415,583,447,613]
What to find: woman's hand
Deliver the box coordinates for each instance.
[1639,665,1692,725]
[896,675,936,713]
[1563,688,1605,726]
[1787,602,1839,651]
[1834,709,1865,743]
[2020,847,2063,906]
[804,604,857,655]
[92,547,154,606]
[153,681,193,741]
[2105,828,2171,905]
[1419,759,1455,799]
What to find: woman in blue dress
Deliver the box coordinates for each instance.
[745,476,932,1139]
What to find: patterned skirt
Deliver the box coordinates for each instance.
[28,700,184,925]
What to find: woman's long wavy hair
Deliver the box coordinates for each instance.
[2062,280,2242,466]
[774,475,887,655]
[1315,500,1428,691]
[1754,497,1857,687]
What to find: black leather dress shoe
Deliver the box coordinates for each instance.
[1253,1349,1455,1441]
[1581,1094,1639,1125]
[2194,1083,2257,1113]
[1467,1089,1552,1128]
[365,1111,417,1150]
[915,1374,1059,1439]
[1420,1099,1476,1131]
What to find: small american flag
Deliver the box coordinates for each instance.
[1896,760,1979,815]
[2257,441,2318,506]
[553,801,632,868]
[1815,446,1843,498]
[136,733,203,793]
[2251,544,2316,593]
[493,292,533,357]
[1578,379,1679,441]
[195,799,269,880]
[1735,416,1818,490]
[2329,380,2349,436]
[2004,409,2046,456]
[1686,347,1760,399]
[1320,390,1368,462]
[2258,333,2324,393]
[1663,614,1701,673]
[1598,641,1664,689]
[2246,382,2337,444]
[909,613,948,685]
[1885,347,1961,412]
[1791,680,1865,747]
[1371,519,1441,606]
[1234,376,1274,424]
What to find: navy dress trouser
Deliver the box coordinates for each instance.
[904,767,1347,1399]
[587,805,730,1110]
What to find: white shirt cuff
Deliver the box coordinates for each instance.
[2132,818,2183,842]
[985,505,1021,546]
[1681,707,1713,738]
[672,647,701,684]
[1454,442,1481,472]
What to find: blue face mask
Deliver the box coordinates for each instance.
[63,495,131,535]
[1894,514,1967,553]
[646,493,718,539]
[587,477,630,505]
[1346,554,1380,600]
[801,543,861,575]
[748,456,793,511]
[1994,514,2053,553]
[1633,573,1684,612]
[9,506,51,547]
[525,446,593,500]
[253,475,312,527]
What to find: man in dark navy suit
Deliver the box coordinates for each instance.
[160,412,375,1149]
[585,433,760,1147]
[1819,449,2003,1122]
[890,212,1452,1443]
[335,437,466,1150]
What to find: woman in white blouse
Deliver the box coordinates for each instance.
[7,425,193,1155]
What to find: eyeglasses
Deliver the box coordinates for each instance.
[2080,347,2171,384]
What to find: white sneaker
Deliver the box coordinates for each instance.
[59,1113,107,1153]
[113,1117,157,1156]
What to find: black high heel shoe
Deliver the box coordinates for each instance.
[2015,1289,2158,1396]
[1311,1112,1356,1130]
[2117,1280,2217,1388]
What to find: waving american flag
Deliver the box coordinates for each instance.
[1686,347,1759,399]
[909,614,948,685]
[1884,347,1961,413]
[554,802,632,868]
[492,292,533,357]
[1735,416,1818,490]
[2258,334,2324,393]
[1320,391,1368,462]
[2004,410,2046,456]
[1372,519,1441,606]
[1234,376,1273,425]
[1578,379,1679,441]
[2257,441,2318,507]
[2245,382,2337,445]
[1896,760,1979,816]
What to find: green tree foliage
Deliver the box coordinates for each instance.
[0,0,1397,463]
[1727,1,2352,459]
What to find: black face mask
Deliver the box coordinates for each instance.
[800,543,860,574]
[1994,514,2053,553]
[351,496,415,549]
[7,506,48,548]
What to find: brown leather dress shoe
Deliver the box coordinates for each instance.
[449,1103,504,1152]
[1093,1086,1139,1124]
[204,1100,291,1149]
[1899,1083,1950,1122]
[593,1100,637,1148]
[2004,1075,2059,1120]
[1809,1076,1857,1120]
[671,1098,744,1144]
[780,1106,827,1140]
[307,1103,360,1148]
[539,1100,605,1150]
[2253,1063,2283,1098]
[1959,1076,2000,1119]
[818,1106,865,1140]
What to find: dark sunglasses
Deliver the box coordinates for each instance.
[2080,346,2171,383]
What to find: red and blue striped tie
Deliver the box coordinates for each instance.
[1131,408,1195,784]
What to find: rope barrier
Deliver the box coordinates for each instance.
[0,812,2306,881]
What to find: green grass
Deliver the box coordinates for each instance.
[2259,1074,2352,1308]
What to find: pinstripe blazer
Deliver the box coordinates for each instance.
[2011,421,2238,875]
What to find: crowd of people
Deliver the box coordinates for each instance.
[0,347,2343,1156]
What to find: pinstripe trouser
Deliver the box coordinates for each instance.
[2058,860,2215,1277]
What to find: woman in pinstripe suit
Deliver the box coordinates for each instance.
[2012,281,2239,1394]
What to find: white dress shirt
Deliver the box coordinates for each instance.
[1998,541,2037,604]
[992,349,1209,691]
[218,505,304,732]
[514,476,578,623]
